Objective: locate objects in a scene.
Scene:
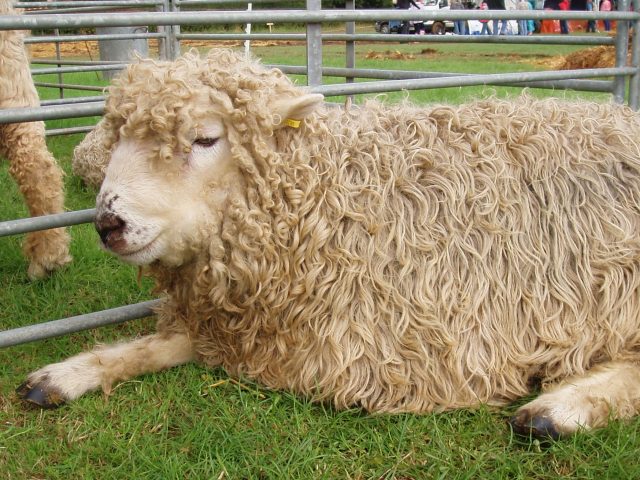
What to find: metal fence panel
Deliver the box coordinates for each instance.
[1,0,639,346]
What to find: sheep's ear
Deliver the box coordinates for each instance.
[272,93,324,129]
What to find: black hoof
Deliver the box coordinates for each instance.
[16,381,65,409]
[509,412,561,441]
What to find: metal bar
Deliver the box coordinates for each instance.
[34,82,105,92]
[0,209,96,237]
[1,9,637,31]
[244,1,252,56]
[16,1,162,7]
[31,64,127,75]
[170,0,181,59]
[176,0,288,4]
[176,32,616,46]
[26,70,614,117]
[306,0,322,87]
[344,0,355,86]
[1,65,630,125]
[33,59,121,65]
[54,29,64,100]
[46,125,95,136]
[320,33,616,45]
[23,6,161,15]
[0,102,105,123]
[613,0,631,103]
[312,67,632,97]
[158,0,169,60]
[274,65,615,93]
[41,96,105,106]
[0,300,161,349]
[25,33,165,43]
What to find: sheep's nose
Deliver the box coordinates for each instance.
[95,213,126,246]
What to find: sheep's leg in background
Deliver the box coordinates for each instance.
[1,122,72,279]
[510,361,640,439]
[17,332,196,408]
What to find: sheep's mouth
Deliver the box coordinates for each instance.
[112,235,161,264]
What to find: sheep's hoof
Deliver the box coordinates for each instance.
[27,253,73,281]
[509,410,561,441]
[16,380,66,409]
[24,229,73,280]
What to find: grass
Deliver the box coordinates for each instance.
[251,40,611,104]
[1,40,638,479]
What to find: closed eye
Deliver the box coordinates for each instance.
[193,137,219,148]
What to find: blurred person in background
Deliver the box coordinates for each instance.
[517,0,531,35]
[558,0,570,34]
[600,0,612,31]
[479,1,492,34]
[487,0,509,34]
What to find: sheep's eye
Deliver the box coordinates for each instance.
[193,137,218,148]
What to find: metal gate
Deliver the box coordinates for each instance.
[1,0,639,347]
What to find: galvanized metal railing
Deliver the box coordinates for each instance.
[0,0,639,347]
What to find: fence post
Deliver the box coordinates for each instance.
[245,2,252,57]
[630,0,640,109]
[158,0,169,60]
[345,0,355,87]
[306,0,323,87]
[54,28,64,99]
[613,0,630,103]
[160,0,180,60]
[169,0,181,59]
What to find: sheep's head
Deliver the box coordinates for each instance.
[94,49,323,267]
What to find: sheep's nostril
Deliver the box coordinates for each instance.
[95,213,126,245]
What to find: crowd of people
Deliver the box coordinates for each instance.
[395,0,616,36]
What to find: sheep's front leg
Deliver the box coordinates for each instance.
[17,332,195,408]
[510,361,640,440]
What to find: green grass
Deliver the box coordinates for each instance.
[252,42,609,105]
[1,41,637,480]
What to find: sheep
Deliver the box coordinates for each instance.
[17,49,640,440]
[72,119,110,189]
[0,0,72,279]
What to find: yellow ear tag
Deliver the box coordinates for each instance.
[284,118,301,128]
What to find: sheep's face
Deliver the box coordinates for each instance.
[95,111,239,267]
[94,50,324,267]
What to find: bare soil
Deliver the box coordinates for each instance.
[559,45,617,70]
[28,39,295,59]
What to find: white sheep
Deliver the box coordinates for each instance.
[0,0,72,279]
[18,49,640,440]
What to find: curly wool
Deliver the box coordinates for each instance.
[0,0,71,279]
[107,50,640,413]
[72,119,111,188]
[0,0,37,110]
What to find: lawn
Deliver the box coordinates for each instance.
[1,40,637,479]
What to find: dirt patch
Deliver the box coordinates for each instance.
[365,50,416,61]
[364,48,439,61]
[559,45,617,70]
[29,40,101,59]
[529,55,568,70]
[556,33,634,70]
[28,39,295,59]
